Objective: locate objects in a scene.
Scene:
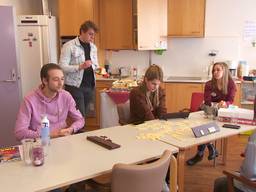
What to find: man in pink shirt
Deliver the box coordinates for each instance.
[15,63,85,141]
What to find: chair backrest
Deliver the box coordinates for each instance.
[111,150,175,192]
[116,101,130,125]
[190,92,204,112]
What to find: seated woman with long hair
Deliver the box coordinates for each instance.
[187,62,237,166]
[129,64,167,124]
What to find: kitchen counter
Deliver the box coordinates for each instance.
[163,76,241,83]
[164,77,209,83]
[96,75,241,83]
[96,75,210,83]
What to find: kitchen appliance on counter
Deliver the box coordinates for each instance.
[118,67,131,78]
[17,15,58,97]
[237,60,249,78]
[227,60,238,78]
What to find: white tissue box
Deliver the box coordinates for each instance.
[218,108,254,120]
[218,108,256,125]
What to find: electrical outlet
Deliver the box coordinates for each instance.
[208,49,219,57]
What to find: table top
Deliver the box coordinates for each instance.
[0,125,178,192]
[159,112,256,149]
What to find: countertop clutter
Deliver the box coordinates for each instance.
[111,79,139,90]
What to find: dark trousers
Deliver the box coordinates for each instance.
[197,143,214,155]
[65,84,94,117]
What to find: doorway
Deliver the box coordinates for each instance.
[0,6,22,147]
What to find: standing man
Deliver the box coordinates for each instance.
[15,63,84,140]
[59,20,99,117]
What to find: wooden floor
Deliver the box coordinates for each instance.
[184,135,249,192]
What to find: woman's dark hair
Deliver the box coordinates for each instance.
[79,20,98,34]
[144,64,163,82]
[40,63,62,82]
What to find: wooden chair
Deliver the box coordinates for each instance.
[223,170,256,192]
[86,150,178,192]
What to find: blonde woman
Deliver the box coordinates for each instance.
[187,62,237,166]
[204,62,237,108]
[129,64,167,124]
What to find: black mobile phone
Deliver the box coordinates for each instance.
[222,124,241,129]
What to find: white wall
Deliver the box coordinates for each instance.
[2,0,256,78]
[0,0,42,15]
[109,0,256,77]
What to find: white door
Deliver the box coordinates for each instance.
[0,6,21,147]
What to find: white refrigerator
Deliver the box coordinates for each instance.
[17,15,58,97]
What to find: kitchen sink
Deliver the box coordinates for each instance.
[167,76,204,80]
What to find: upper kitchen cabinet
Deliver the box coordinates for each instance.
[168,0,206,37]
[58,0,97,36]
[99,0,167,50]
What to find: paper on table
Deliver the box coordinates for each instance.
[133,118,210,141]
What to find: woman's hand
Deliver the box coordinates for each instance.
[218,100,227,108]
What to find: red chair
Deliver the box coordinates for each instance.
[181,92,204,112]
[190,92,204,112]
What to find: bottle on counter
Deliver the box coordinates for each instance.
[237,62,243,79]
[104,59,112,76]
[242,61,249,77]
[133,67,138,80]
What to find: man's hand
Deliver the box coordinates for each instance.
[79,60,92,70]
[59,127,74,137]
[50,129,61,138]
[50,127,74,138]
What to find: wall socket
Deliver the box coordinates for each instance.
[208,50,219,57]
